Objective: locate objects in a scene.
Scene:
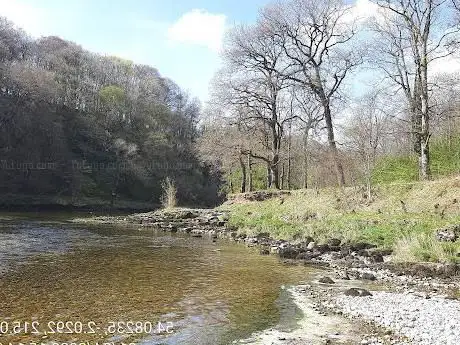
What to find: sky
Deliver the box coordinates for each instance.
[1,0,458,105]
[0,0,271,103]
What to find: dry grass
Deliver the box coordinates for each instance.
[221,174,460,263]
[160,177,177,209]
[393,233,460,263]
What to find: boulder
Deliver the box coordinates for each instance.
[315,244,330,254]
[279,246,301,259]
[360,272,376,281]
[319,276,335,284]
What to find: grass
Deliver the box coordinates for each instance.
[221,175,460,263]
[372,135,460,184]
[160,177,177,209]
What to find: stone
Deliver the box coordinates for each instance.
[279,246,301,259]
[436,224,460,242]
[360,273,376,281]
[327,238,341,247]
[319,276,335,284]
[270,246,280,254]
[307,241,316,250]
[344,288,372,297]
[315,244,330,253]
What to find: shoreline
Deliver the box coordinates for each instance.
[72,207,460,345]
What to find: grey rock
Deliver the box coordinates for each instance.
[319,276,335,284]
[344,288,372,297]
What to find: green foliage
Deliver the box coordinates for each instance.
[98,85,126,108]
[430,136,460,177]
[0,21,225,208]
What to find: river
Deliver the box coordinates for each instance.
[0,212,316,345]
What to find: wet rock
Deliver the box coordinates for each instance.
[344,288,372,297]
[315,244,330,254]
[297,252,320,260]
[370,253,384,263]
[279,246,301,259]
[319,276,335,284]
[360,272,376,281]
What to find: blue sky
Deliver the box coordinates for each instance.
[0,0,271,103]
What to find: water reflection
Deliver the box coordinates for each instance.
[0,214,313,345]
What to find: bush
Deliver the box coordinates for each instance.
[160,177,177,209]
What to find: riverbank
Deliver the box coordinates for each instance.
[71,177,460,344]
[222,176,460,263]
[0,194,158,212]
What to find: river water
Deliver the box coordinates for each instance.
[0,212,315,345]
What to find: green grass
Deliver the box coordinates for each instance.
[372,136,460,184]
[221,176,460,263]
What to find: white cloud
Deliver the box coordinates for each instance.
[431,55,460,75]
[167,9,226,52]
[342,0,385,26]
[0,0,51,37]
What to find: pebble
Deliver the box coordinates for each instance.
[336,291,460,345]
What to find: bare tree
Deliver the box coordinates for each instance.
[372,0,459,180]
[217,21,294,189]
[262,0,362,186]
[344,92,388,199]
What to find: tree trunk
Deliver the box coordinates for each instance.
[280,162,285,190]
[287,121,292,190]
[323,102,346,186]
[239,154,247,193]
[303,127,309,189]
[419,58,431,180]
[271,154,280,189]
[267,162,272,188]
[247,153,253,192]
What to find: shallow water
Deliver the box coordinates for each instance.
[0,212,315,345]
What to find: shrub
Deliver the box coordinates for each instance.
[160,177,177,209]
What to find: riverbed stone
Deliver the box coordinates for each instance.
[307,241,316,250]
[344,288,372,297]
[319,276,335,284]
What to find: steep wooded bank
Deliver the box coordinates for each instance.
[0,17,223,208]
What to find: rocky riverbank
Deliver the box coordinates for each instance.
[73,207,460,345]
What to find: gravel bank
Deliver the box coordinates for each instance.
[335,291,460,345]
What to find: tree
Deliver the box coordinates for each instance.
[262,0,362,186]
[372,0,459,180]
[344,92,388,199]
[217,21,292,189]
